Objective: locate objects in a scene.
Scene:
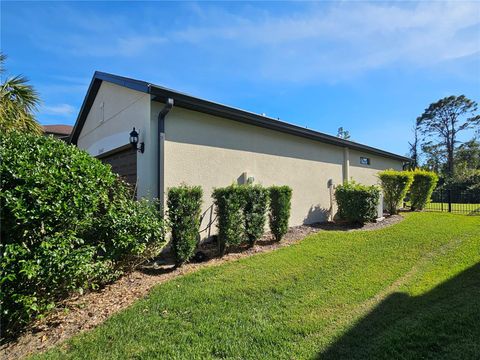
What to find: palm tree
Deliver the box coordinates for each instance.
[0,53,42,135]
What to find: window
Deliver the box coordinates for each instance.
[360,157,370,165]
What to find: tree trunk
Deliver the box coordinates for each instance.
[447,141,454,178]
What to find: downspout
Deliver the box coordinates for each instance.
[157,98,174,212]
[343,147,350,183]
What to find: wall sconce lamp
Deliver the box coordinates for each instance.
[129,127,144,153]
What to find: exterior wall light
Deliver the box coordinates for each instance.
[129,127,144,153]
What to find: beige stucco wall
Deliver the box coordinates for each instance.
[163,106,347,236]
[78,86,404,236]
[76,82,156,197]
[348,149,403,186]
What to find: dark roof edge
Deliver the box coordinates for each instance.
[70,71,411,162]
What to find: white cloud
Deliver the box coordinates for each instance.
[41,104,76,116]
[18,4,168,58]
[173,2,480,81]
[22,1,480,82]
[66,35,167,57]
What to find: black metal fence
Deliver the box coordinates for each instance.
[422,188,480,215]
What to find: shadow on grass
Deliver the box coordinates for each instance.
[318,263,480,360]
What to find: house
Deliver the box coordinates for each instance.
[70,72,409,236]
[44,124,73,141]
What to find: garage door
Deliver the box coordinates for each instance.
[98,146,137,186]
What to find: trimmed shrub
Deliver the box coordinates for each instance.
[378,170,414,215]
[269,186,292,242]
[242,185,269,247]
[335,181,381,224]
[167,185,203,265]
[0,132,166,335]
[212,185,246,256]
[409,170,439,211]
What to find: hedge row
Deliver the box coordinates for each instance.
[167,184,290,260]
[335,169,438,223]
[378,169,438,214]
[212,184,290,255]
[0,132,166,336]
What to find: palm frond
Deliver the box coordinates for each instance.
[0,58,43,135]
[1,75,40,113]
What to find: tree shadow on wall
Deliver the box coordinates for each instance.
[318,262,480,360]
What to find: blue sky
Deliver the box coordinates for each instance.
[2,1,479,156]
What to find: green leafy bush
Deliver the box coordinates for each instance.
[409,170,439,211]
[86,189,166,270]
[268,186,292,241]
[335,181,381,224]
[242,185,269,247]
[212,185,246,256]
[0,132,166,336]
[378,170,414,215]
[167,185,203,265]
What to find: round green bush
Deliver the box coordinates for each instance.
[335,181,381,224]
[409,170,439,211]
[0,132,165,335]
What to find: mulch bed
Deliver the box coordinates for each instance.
[1,215,403,359]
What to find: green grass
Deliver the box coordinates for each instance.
[35,213,480,360]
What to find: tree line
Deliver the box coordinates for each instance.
[409,96,480,191]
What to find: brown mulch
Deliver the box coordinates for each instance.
[314,214,404,232]
[1,215,403,360]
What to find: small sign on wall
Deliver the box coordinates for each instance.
[360,157,371,165]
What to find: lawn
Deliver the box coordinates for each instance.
[35,213,480,359]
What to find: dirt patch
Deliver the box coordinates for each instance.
[1,215,403,359]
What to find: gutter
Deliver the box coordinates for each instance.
[157,98,174,211]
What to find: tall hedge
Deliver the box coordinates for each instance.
[378,170,414,215]
[0,132,166,336]
[269,186,292,241]
[167,185,203,265]
[409,170,438,211]
[242,185,269,247]
[335,181,381,224]
[212,185,246,255]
